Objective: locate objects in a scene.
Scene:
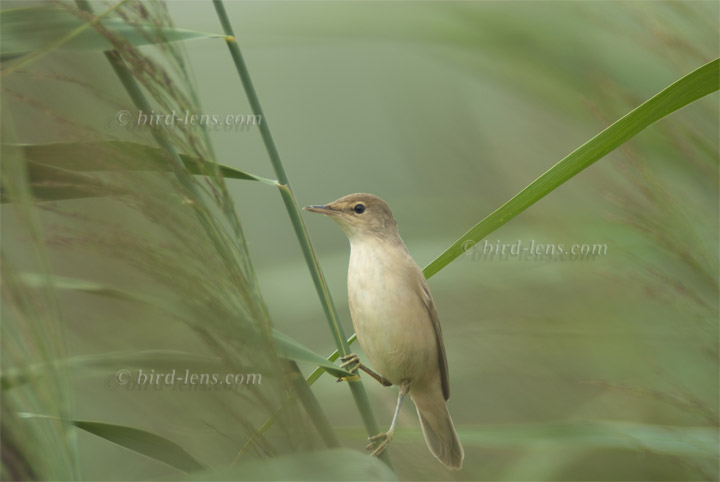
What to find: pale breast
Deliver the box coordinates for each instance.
[347,238,439,386]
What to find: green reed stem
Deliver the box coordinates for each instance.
[211,0,392,469]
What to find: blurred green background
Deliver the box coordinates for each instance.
[2,1,718,480]
[184,3,718,479]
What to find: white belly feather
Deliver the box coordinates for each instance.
[347,238,438,386]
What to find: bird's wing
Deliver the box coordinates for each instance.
[418,276,450,401]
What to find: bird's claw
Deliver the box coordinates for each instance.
[340,353,361,373]
[366,431,393,457]
[336,354,362,383]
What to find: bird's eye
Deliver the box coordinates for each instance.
[353,203,366,214]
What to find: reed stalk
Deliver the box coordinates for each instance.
[211,0,392,468]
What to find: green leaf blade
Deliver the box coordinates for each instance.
[272,329,354,378]
[1,6,223,59]
[1,141,276,203]
[423,58,720,279]
[72,420,205,473]
[19,414,205,474]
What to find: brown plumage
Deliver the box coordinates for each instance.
[305,193,463,470]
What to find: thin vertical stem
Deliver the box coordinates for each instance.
[276,186,349,354]
[212,1,288,186]
[212,0,392,469]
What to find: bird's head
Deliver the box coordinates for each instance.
[304,193,398,241]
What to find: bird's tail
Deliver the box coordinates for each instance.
[411,388,464,470]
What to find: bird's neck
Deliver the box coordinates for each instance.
[347,232,417,291]
[348,231,411,259]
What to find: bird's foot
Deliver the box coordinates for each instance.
[366,431,393,457]
[336,353,362,383]
[340,353,360,373]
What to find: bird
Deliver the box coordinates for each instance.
[304,193,464,470]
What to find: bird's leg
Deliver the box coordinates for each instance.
[337,354,392,387]
[358,365,393,387]
[366,381,410,457]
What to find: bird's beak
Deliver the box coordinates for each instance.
[303,204,340,215]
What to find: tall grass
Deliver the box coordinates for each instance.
[0,1,717,480]
[1,1,317,478]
